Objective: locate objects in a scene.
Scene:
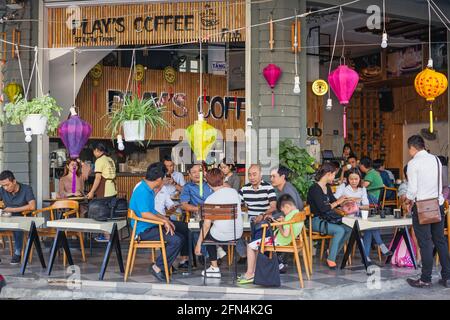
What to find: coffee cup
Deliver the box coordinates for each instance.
[51,192,57,200]
[361,210,369,220]
[394,209,401,219]
[380,209,386,219]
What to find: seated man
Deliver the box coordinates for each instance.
[129,163,183,282]
[0,171,36,265]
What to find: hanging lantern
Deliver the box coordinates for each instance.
[89,64,103,87]
[186,115,217,197]
[263,64,282,109]
[4,82,23,103]
[58,109,92,159]
[328,65,359,139]
[414,67,448,133]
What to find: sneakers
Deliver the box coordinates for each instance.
[217,246,227,260]
[201,266,221,278]
[94,234,109,242]
[10,254,21,265]
[279,263,288,274]
[237,274,254,284]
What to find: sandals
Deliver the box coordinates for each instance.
[237,274,254,284]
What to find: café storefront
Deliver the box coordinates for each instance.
[43,0,248,200]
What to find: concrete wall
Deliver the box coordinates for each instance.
[1,2,37,186]
[250,0,307,171]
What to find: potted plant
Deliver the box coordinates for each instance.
[2,94,63,136]
[279,139,316,200]
[106,94,168,142]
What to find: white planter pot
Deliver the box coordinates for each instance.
[23,114,48,135]
[123,120,145,141]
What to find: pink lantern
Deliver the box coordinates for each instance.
[263,64,282,109]
[328,65,359,139]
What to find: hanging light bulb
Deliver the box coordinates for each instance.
[24,128,32,143]
[117,135,125,151]
[293,75,301,94]
[326,98,333,111]
[381,32,388,49]
[427,58,433,69]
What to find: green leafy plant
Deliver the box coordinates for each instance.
[279,139,316,200]
[106,94,168,143]
[2,94,63,134]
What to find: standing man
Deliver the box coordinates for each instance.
[87,143,117,242]
[404,135,450,288]
[163,155,185,197]
[0,171,36,264]
[270,166,304,210]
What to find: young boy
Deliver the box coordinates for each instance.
[237,194,305,284]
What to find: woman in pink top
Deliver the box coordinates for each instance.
[58,159,86,198]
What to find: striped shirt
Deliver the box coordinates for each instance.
[239,181,277,216]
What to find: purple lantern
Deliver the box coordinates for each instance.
[58,114,92,159]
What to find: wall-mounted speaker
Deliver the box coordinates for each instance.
[378,87,394,112]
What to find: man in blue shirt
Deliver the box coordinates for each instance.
[180,164,213,261]
[129,163,183,282]
[0,171,36,265]
[180,164,213,214]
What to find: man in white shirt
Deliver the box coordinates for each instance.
[404,135,450,288]
[163,156,185,197]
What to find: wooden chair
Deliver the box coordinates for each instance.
[381,186,399,209]
[260,209,310,288]
[305,206,334,272]
[0,231,14,256]
[24,200,86,263]
[199,204,240,284]
[124,209,170,283]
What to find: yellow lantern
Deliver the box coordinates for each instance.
[414,67,448,133]
[186,115,217,196]
[4,82,23,103]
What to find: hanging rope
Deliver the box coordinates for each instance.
[339,7,346,65]
[125,49,136,96]
[327,7,342,102]
[15,44,26,98]
[72,49,77,113]
[199,37,203,118]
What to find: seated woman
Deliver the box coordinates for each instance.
[58,159,85,198]
[334,168,370,213]
[237,194,304,284]
[219,159,241,192]
[307,163,352,269]
[195,168,243,278]
[335,168,392,263]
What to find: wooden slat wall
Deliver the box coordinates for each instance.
[47,1,245,48]
[77,66,245,141]
[306,82,324,142]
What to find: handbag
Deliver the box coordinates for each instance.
[416,157,442,225]
[341,200,359,215]
[254,222,281,287]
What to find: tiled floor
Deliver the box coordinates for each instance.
[0,237,425,291]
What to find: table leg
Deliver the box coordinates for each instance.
[47,230,73,275]
[385,228,403,265]
[21,222,46,275]
[340,220,369,270]
[99,223,123,280]
[188,230,193,275]
[401,227,417,269]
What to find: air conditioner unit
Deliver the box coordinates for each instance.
[6,0,24,10]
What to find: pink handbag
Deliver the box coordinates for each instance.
[389,237,417,268]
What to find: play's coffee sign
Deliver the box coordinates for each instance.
[48,1,245,47]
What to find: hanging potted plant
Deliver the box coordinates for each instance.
[106,94,168,143]
[2,94,63,137]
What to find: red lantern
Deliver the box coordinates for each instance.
[328,65,359,139]
[263,64,282,109]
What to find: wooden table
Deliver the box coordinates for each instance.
[46,218,127,280]
[43,197,87,203]
[0,217,46,275]
[340,216,415,271]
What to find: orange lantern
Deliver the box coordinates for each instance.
[414,67,448,133]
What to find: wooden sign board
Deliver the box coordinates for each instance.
[47,1,246,48]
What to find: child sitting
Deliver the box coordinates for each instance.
[237,194,304,284]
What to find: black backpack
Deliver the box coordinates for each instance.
[88,197,128,222]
